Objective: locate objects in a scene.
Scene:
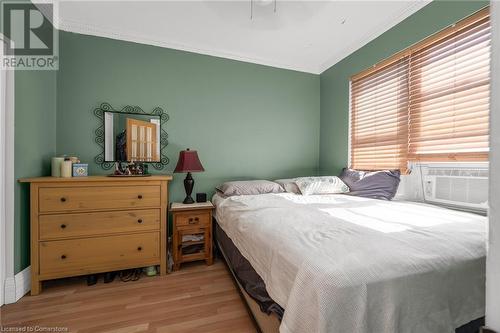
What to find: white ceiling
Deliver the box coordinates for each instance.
[51,0,431,74]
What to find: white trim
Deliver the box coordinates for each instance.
[1,33,16,306]
[53,1,430,75]
[0,36,5,307]
[5,56,15,287]
[4,266,31,304]
[57,18,319,74]
[486,0,500,330]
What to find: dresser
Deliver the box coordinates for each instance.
[19,175,172,295]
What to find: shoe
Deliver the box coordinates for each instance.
[87,275,98,286]
[144,266,157,277]
[103,272,116,283]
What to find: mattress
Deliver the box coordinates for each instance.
[213,193,487,333]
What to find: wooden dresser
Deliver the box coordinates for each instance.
[19,175,172,295]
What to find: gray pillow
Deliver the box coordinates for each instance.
[274,179,302,194]
[216,180,284,197]
[339,168,401,200]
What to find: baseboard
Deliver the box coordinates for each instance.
[4,276,15,304]
[4,266,31,304]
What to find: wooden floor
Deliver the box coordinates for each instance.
[0,260,257,333]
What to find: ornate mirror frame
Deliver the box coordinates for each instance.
[93,102,170,170]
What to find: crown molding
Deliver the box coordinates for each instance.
[57,18,320,74]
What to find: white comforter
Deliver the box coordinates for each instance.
[213,193,486,333]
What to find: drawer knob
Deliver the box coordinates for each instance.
[137,219,143,224]
[137,246,142,251]
[61,255,67,259]
[60,224,66,229]
[60,197,67,202]
[137,195,143,199]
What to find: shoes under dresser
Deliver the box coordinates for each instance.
[19,175,172,295]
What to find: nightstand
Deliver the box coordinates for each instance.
[171,201,214,270]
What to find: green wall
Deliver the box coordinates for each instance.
[9,0,58,273]
[55,32,320,205]
[14,71,57,273]
[319,0,489,175]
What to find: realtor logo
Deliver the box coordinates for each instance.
[1,1,58,70]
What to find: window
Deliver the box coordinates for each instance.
[350,8,490,172]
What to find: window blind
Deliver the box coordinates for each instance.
[408,15,490,161]
[350,8,490,171]
[350,58,409,170]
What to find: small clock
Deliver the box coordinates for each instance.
[72,163,88,177]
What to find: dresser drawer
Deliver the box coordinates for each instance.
[175,211,210,227]
[39,186,161,213]
[39,209,160,240]
[39,233,159,277]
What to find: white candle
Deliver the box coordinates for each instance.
[60,159,73,178]
[51,157,64,177]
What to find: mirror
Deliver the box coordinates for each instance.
[104,112,161,162]
[94,103,169,170]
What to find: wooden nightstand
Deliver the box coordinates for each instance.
[171,201,214,270]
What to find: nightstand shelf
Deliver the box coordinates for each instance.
[182,240,205,246]
[171,201,214,270]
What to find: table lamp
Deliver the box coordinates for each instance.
[174,148,205,204]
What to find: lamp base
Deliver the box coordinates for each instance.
[183,172,195,204]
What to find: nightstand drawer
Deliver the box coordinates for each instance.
[39,209,160,240]
[175,212,210,227]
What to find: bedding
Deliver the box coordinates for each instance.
[339,168,401,200]
[215,221,483,333]
[213,193,486,333]
[216,180,284,197]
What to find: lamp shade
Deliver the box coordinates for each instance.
[174,149,205,173]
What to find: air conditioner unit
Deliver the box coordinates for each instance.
[421,163,488,212]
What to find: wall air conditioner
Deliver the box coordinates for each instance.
[420,163,488,213]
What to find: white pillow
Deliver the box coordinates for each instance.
[295,176,350,195]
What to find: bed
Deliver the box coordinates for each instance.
[213,192,487,333]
